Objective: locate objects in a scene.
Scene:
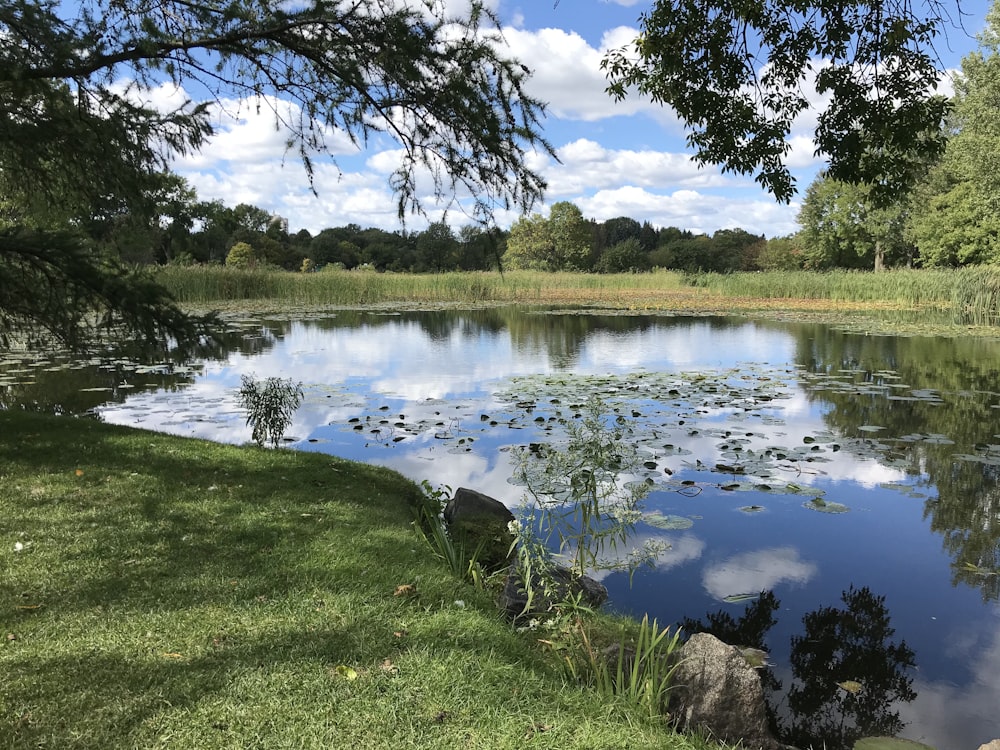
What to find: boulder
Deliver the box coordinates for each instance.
[442,487,516,571]
[670,632,782,750]
[499,563,608,621]
[977,742,1000,750]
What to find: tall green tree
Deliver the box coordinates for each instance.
[503,213,554,271]
[504,202,592,271]
[907,1,1000,265]
[603,0,952,203]
[0,0,551,351]
[798,174,912,270]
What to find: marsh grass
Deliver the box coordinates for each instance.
[157,265,1000,327]
[0,411,723,750]
[156,266,687,306]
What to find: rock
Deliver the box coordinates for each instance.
[442,487,516,571]
[670,632,782,750]
[499,563,608,621]
[977,741,1000,750]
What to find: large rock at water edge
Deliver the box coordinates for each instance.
[442,487,515,571]
[671,632,782,750]
[499,563,608,621]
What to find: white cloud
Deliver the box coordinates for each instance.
[897,616,1000,749]
[574,187,801,236]
[702,547,817,601]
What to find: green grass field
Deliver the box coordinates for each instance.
[1,410,726,750]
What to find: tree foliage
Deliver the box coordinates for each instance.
[0,228,216,352]
[797,174,912,270]
[907,1,1000,265]
[0,0,552,351]
[504,202,592,271]
[603,0,952,203]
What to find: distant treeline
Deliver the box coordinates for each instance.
[111,192,772,274]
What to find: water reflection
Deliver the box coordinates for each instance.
[3,308,1000,745]
[685,587,917,750]
[788,325,1000,603]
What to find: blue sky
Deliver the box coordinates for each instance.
[159,0,990,239]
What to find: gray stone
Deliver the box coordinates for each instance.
[670,632,782,750]
[442,487,516,571]
[499,563,608,621]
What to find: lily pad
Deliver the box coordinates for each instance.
[804,497,849,514]
[643,512,694,530]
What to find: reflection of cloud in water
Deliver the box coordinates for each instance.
[897,615,1000,749]
[702,547,817,600]
[368,447,524,508]
[579,324,795,370]
[588,533,705,582]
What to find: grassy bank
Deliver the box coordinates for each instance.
[1,411,723,750]
[156,266,1000,326]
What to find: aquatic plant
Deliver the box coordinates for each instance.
[237,373,303,448]
[511,396,665,581]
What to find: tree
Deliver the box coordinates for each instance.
[504,213,555,271]
[603,0,952,203]
[547,202,593,271]
[225,241,258,269]
[797,174,912,270]
[594,238,649,273]
[504,202,592,271]
[415,222,458,272]
[0,0,551,351]
[907,1,1000,265]
[757,235,805,271]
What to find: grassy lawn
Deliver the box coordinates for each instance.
[0,410,726,750]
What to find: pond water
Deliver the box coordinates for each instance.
[4,307,1000,749]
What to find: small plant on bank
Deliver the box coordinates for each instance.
[565,615,684,719]
[415,481,487,587]
[237,373,304,447]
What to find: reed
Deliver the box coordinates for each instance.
[952,266,1000,325]
[155,265,1000,325]
[155,266,687,306]
[685,269,958,305]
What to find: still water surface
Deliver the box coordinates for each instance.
[5,308,1000,749]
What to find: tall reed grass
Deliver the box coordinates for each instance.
[156,266,686,306]
[685,269,958,305]
[155,265,1000,325]
[686,267,1000,324]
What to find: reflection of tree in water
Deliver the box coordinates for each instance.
[782,587,916,750]
[1,327,250,415]
[684,587,916,750]
[789,324,1000,600]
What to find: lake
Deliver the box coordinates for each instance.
[4,307,1000,749]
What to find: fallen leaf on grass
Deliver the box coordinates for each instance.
[334,665,358,680]
[393,584,416,597]
[162,652,185,659]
